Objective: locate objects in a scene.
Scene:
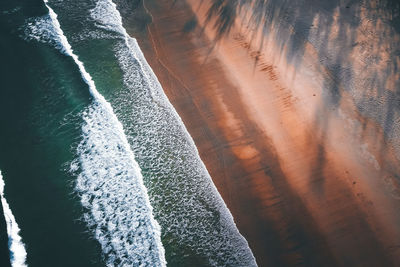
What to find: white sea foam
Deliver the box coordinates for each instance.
[42,1,166,266]
[89,0,257,266]
[0,171,28,267]
[23,15,65,53]
[71,102,166,266]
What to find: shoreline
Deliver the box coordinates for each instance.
[120,0,400,265]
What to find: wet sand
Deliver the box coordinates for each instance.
[119,0,400,266]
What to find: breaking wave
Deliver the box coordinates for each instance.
[0,171,27,267]
[40,1,166,266]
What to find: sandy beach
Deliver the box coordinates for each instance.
[118,0,400,265]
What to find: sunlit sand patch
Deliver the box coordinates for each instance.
[232,145,259,160]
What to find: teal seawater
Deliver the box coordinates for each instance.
[0,0,256,266]
[0,1,102,266]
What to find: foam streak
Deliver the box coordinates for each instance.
[0,171,28,267]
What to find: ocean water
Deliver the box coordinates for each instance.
[0,0,256,266]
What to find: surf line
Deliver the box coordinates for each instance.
[42,0,166,265]
[0,171,28,267]
[90,1,257,265]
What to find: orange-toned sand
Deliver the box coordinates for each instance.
[125,0,400,266]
